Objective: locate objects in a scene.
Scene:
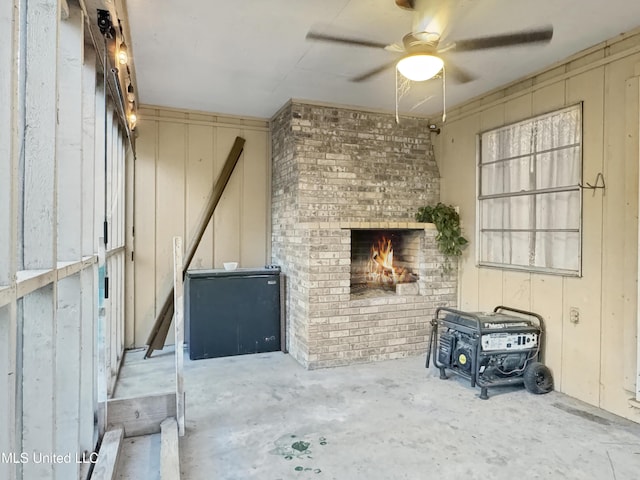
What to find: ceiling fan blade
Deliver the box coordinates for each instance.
[351,61,397,82]
[385,43,405,53]
[443,59,476,84]
[442,26,553,53]
[395,0,415,10]
[306,31,389,49]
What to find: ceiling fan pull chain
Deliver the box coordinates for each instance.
[442,65,447,123]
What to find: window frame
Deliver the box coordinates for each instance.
[476,103,584,277]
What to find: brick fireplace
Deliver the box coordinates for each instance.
[270,101,456,368]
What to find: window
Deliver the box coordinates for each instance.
[477,104,582,275]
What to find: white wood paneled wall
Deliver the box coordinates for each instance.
[0,1,130,479]
[435,28,640,423]
[0,0,18,477]
[132,107,270,348]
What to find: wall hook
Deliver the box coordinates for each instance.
[578,172,605,195]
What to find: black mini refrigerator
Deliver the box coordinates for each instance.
[184,267,282,360]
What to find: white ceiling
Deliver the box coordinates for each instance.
[126,0,640,120]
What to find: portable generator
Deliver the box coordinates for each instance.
[426,305,553,399]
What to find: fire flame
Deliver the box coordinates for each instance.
[367,237,398,286]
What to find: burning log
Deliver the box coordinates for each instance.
[372,252,394,272]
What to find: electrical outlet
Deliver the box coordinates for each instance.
[569,307,580,324]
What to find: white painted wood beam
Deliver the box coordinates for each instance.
[54,9,85,474]
[22,285,56,480]
[56,2,84,261]
[173,237,185,436]
[105,254,113,396]
[23,0,60,270]
[160,417,181,480]
[0,0,15,287]
[105,107,114,250]
[97,238,107,436]
[621,69,639,396]
[79,265,97,454]
[0,0,20,471]
[21,3,61,476]
[55,274,82,480]
[106,392,177,437]
[79,38,98,448]
[83,48,97,257]
[90,426,123,480]
[16,269,55,298]
[634,63,640,403]
[57,256,97,278]
[8,301,18,480]
[80,48,98,455]
[125,146,135,348]
[0,306,14,480]
[13,258,95,300]
[0,286,15,309]
[94,83,106,254]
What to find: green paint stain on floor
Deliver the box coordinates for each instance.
[292,441,310,452]
[272,434,327,474]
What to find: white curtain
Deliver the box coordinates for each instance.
[479,105,581,273]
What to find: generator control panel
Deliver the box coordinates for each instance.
[481,332,538,351]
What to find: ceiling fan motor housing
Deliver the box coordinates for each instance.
[402,32,440,53]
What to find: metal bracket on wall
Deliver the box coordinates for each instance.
[578,172,606,195]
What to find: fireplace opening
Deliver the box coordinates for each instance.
[351,229,420,297]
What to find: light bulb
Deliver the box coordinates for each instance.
[396,54,444,82]
[128,112,137,126]
[117,42,128,65]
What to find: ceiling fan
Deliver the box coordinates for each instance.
[305,0,554,84]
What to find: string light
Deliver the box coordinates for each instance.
[127,83,135,102]
[128,111,137,128]
[117,41,128,65]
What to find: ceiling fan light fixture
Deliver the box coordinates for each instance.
[396,54,444,82]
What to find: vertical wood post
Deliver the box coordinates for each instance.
[97,238,108,437]
[173,236,185,436]
[55,5,84,478]
[632,65,640,402]
[0,0,19,475]
[79,46,97,454]
[21,1,61,478]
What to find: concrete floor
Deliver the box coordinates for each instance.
[115,348,640,480]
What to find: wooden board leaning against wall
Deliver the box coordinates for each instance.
[131,106,271,349]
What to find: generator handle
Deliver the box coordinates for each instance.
[434,306,483,334]
[435,306,481,321]
[435,306,481,325]
[492,305,545,333]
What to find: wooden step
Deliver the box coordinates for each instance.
[160,417,181,480]
[90,427,124,480]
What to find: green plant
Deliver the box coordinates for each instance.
[415,203,468,257]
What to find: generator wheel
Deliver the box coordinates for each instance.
[524,362,553,394]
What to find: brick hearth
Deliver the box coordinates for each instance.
[270,101,456,368]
